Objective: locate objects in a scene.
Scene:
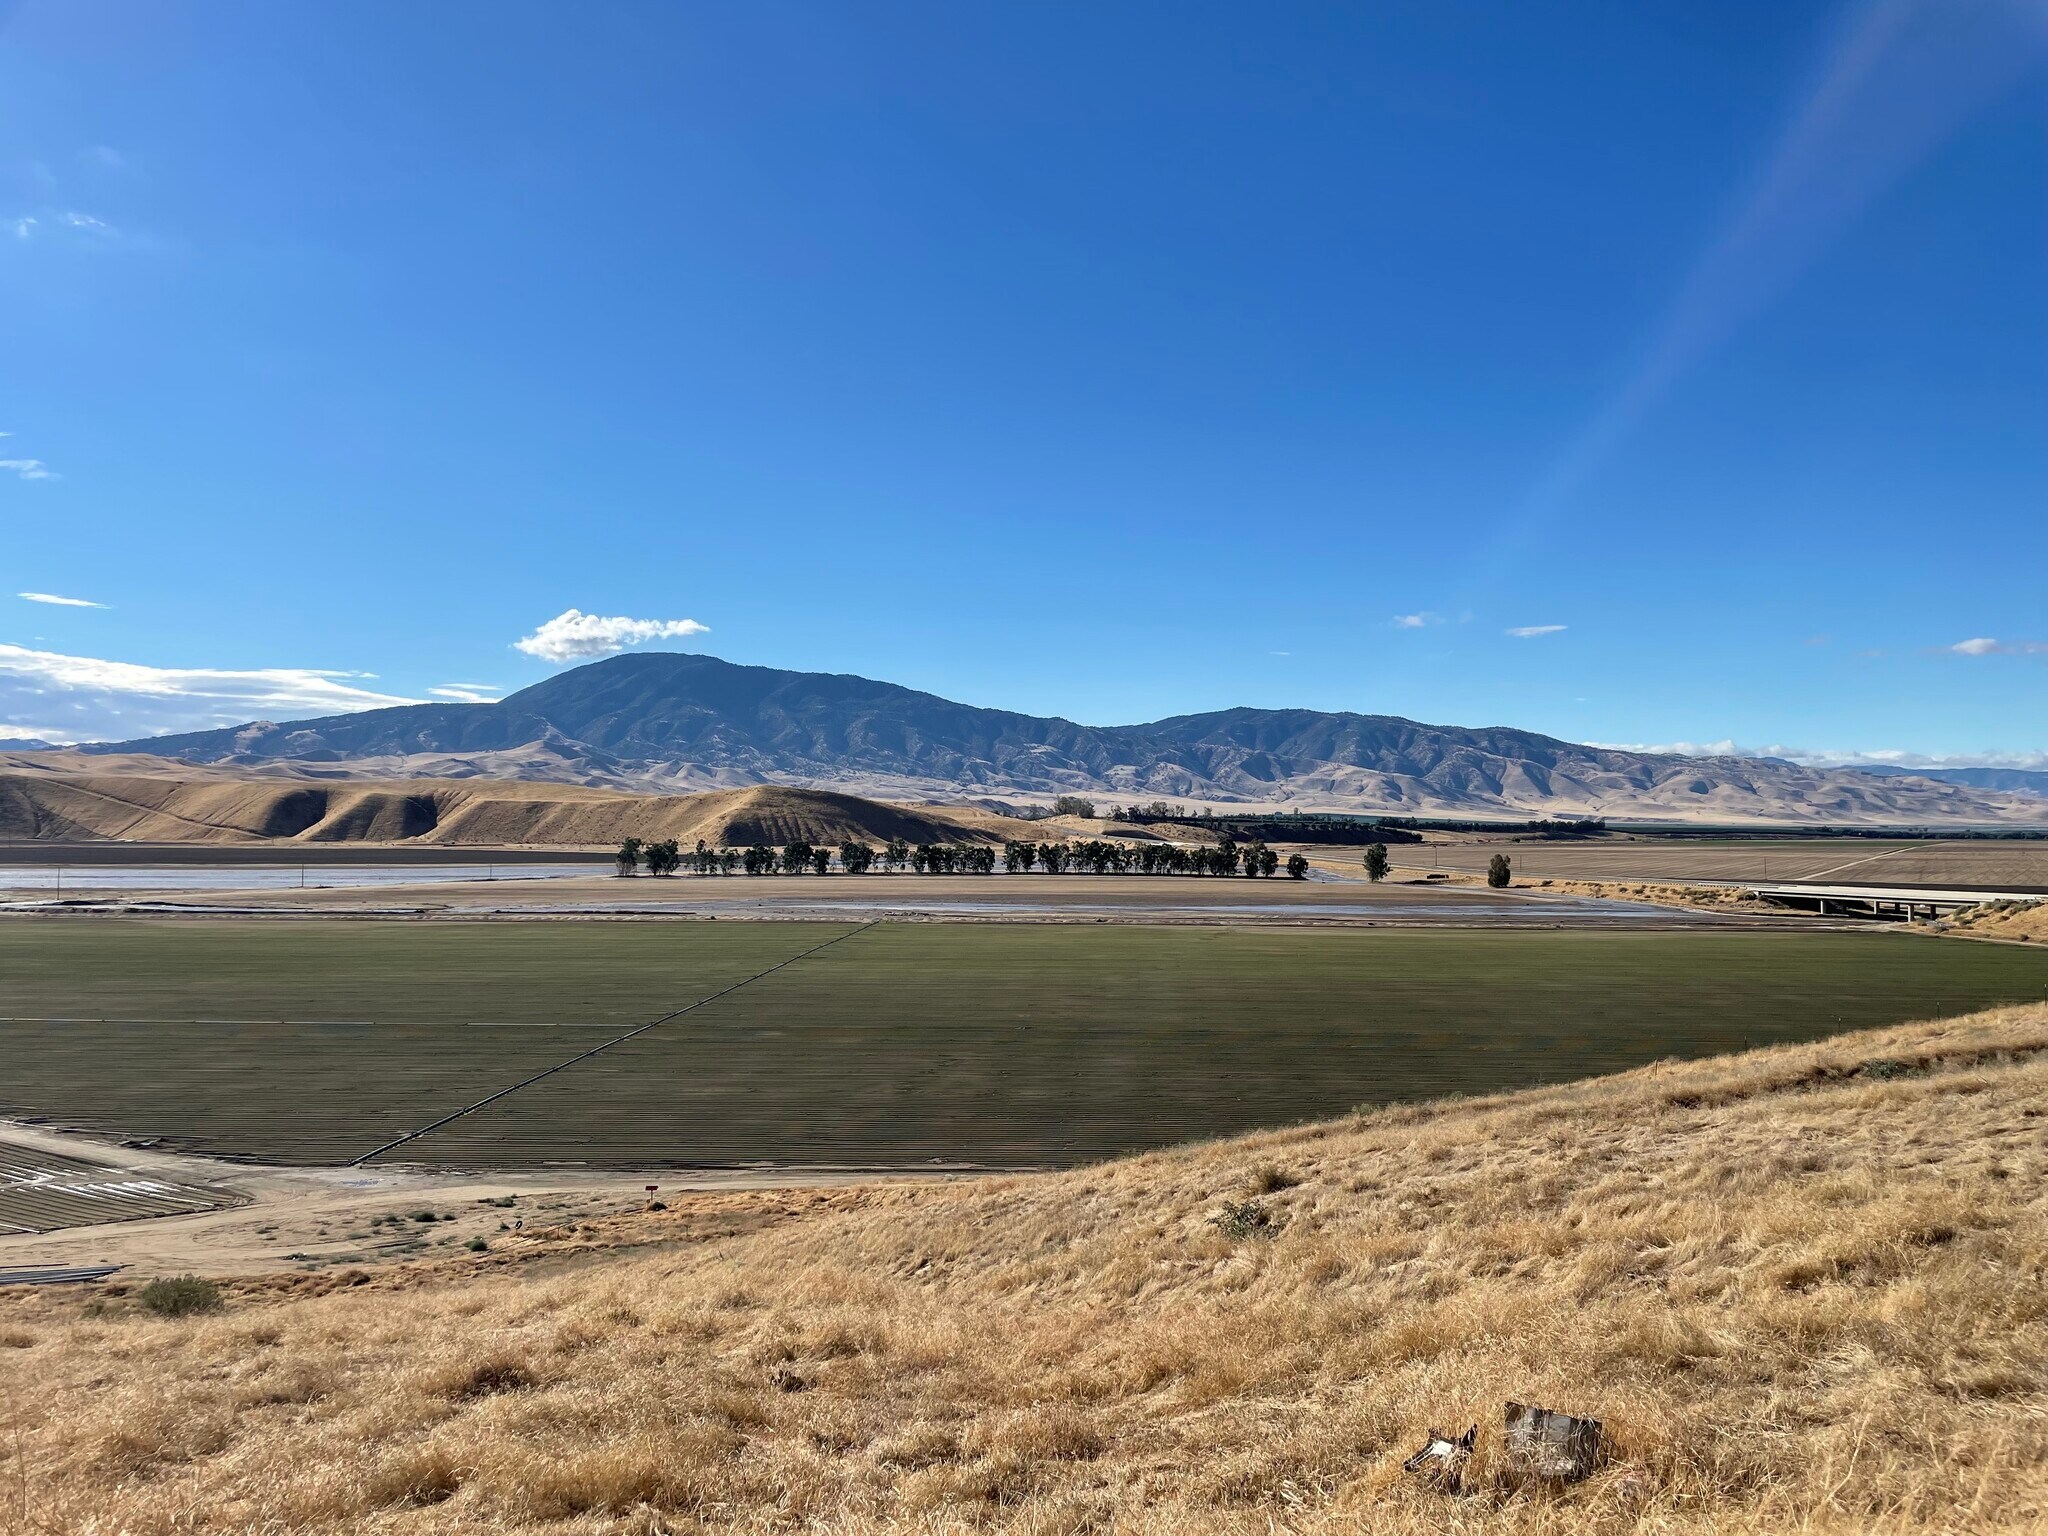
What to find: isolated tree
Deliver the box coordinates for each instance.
[615,837,643,877]
[1285,853,1310,880]
[810,846,832,876]
[1004,841,1037,874]
[1487,852,1512,889]
[1363,842,1390,883]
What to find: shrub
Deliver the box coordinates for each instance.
[1211,1198,1281,1240]
[1248,1163,1300,1194]
[466,1237,489,1252]
[139,1275,221,1317]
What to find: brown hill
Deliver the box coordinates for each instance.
[0,761,1024,849]
[9,1006,2045,1532]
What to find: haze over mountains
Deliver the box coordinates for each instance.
[50,652,2046,826]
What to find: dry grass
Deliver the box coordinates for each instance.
[7,1006,2048,1533]
[1940,899,2048,945]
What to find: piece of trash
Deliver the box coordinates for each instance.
[1503,1400,1603,1482]
[1401,1424,1476,1493]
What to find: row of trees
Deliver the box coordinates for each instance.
[614,836,1316,878]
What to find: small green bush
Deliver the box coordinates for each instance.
[465,1237,488,1252]
[139,1275,221,1317]
[1211,1198,1281,1241]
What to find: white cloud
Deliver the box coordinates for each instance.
[429,684,501,703]
[1392,613,1439,629]
[9,209,119,244]
[0,644,423,744]
[1505,624,1567,639]
[514,608,709,663]
[0,459,57,481]
[19,591,104,608]
[1950,637,2047,657]
[81,145,128,170]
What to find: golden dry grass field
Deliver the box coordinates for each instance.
[6,1005,2044,1534]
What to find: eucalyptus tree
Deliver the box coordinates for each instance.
[780,842,813,875]
[1286,853,1310,879]
[810,846,832,876]
[615,837,643,877]
[1363,843,1390,882]
[1004,841,1037,873]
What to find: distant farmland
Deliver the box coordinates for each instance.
[4,919,2047,1167]
[1379,837,2048,890]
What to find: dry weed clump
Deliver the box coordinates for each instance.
[6,1004,2048,1534]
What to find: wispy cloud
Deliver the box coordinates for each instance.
[514,608,710,663]
[0,644,423,744]
[1392,612,1439,629]
[429,684,502,703]
[18,592,104,608]
[0,459,57,481]
[1950,637,2047,657]
[9,209,121,245]
[80,145,128,171]
[1505,624,1567,639]
[1589,738,1744,758]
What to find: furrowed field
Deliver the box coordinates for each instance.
[4,918,2048,1168]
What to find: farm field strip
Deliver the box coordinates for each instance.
[0,1141,246,1234]
[382,924,2048,1168]
[0,921,863,1164]
[7,919,2048,1170]
[1378,838,2048,888]
[348,920,878,1164]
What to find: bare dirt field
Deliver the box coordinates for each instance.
[0,1120,927,1278]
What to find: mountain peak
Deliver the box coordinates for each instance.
[80,653,2048,825]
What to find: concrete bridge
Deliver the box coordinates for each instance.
[1751,883,2044,920]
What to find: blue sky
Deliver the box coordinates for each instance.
[3,0,2045,765]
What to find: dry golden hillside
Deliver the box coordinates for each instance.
[0,766,1026,849]
[7,1007,2045,1533]
[1941,900,2048,945]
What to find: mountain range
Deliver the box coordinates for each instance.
[63,652,2047,826]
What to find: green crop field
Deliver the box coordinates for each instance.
[4,918,2047,1168]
